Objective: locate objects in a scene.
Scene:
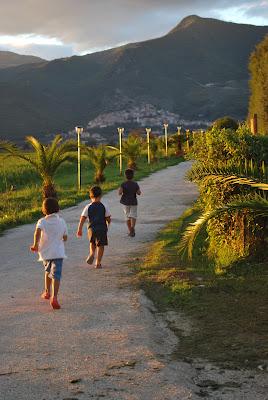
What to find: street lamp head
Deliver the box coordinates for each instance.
[75,126,83,135]
[117,127,124,134]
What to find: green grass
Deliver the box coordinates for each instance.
[0,154,183,233]
[135,206,268,368]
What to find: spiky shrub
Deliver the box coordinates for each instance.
[150,138,159,163]
[182,124,268,269]
[0,135,77,199]
[122,134,142,170]
[85,145,109,183]
[180,169,268,270]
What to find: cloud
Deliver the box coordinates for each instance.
[0,43,74,60]
[244,1,268,18]
[0,0,267,58]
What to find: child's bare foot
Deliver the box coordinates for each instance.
[86,254,95,265]
[41,291,50,300]
[95,264,102,269]
[50,297,61,309]
[129,228,135,237]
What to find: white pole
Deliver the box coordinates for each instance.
[163,123,169,157]
[75,126,83,191]
[118,127,124,175]
[177,126,182,154]
[146,128,151,164]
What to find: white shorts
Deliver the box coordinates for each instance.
[123,205,138,220]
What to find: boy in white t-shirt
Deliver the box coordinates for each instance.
[30,198,68,310]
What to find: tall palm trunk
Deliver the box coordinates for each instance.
[128,160,137,170]
[94,169,106,183]
[42,179,57,199]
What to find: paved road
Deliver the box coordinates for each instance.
[0,162,266,400]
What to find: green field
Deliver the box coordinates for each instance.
[0,153,183,233]
[135,206,268,367]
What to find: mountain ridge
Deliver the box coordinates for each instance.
[0,15,268,141]
[0,51,45,69]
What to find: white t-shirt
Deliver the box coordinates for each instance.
[81,202,111,218]
[36,213,68,261]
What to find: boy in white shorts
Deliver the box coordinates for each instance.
[119,169,141,237]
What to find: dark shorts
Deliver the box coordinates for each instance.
[88,229,108,247]
[43,258,63,281]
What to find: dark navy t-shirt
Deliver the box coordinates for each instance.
[81,201,111,232]
[120,181,140,206]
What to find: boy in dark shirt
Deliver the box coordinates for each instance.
[119,169,141,237]
[77,186,111,268]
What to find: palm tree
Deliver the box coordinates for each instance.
[150,137,159,163]
[85,145,110,183]
[179,173,268,259]
[122,135,142,169]
[0,135,77,198]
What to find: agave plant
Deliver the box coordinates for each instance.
[179,173,268,259]
[0,135,77,198]
[85,145,111,183]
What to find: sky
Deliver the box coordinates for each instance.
[0,0,267,60]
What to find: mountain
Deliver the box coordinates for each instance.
[0,15,268,141]
[0,51,45,69]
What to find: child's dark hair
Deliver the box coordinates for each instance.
[89,185,102,198]
[42,197,60,215]
[125,169,134,180]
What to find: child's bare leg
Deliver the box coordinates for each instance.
[52,279,60,298]
[90,242,96,257]
[96,246,104,267]
[130,218,136,229]
[87,242,96,264]
[50,279,61,309]
[41,272,52,299]
[45,272,51,294]
[127,219,132,232]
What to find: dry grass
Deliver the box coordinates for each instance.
[135,207,268,368]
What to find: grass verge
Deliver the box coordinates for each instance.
[134,206,268,368]
[0,156,183,233]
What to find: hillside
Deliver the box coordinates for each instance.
[0,51,44,69]
[0,15,268,141]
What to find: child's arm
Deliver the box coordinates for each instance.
[63,220,68,241]
[106,216,111,227]
[77,216,87,237]
[137,188,141,195]
[30,228,41,252]
[118,187,123,196]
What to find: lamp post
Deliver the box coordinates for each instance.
[75,126,83,191]
[177,126,182,155]
[117,127,124,175]
[146,128,151,165]
[163,123,169,158]
[186,129,190,152]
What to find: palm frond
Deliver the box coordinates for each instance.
[179,195,268,259]
[26,135,47,165]
[0,140,40,171]
[46,134,63,165]
[205,174,268,191]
